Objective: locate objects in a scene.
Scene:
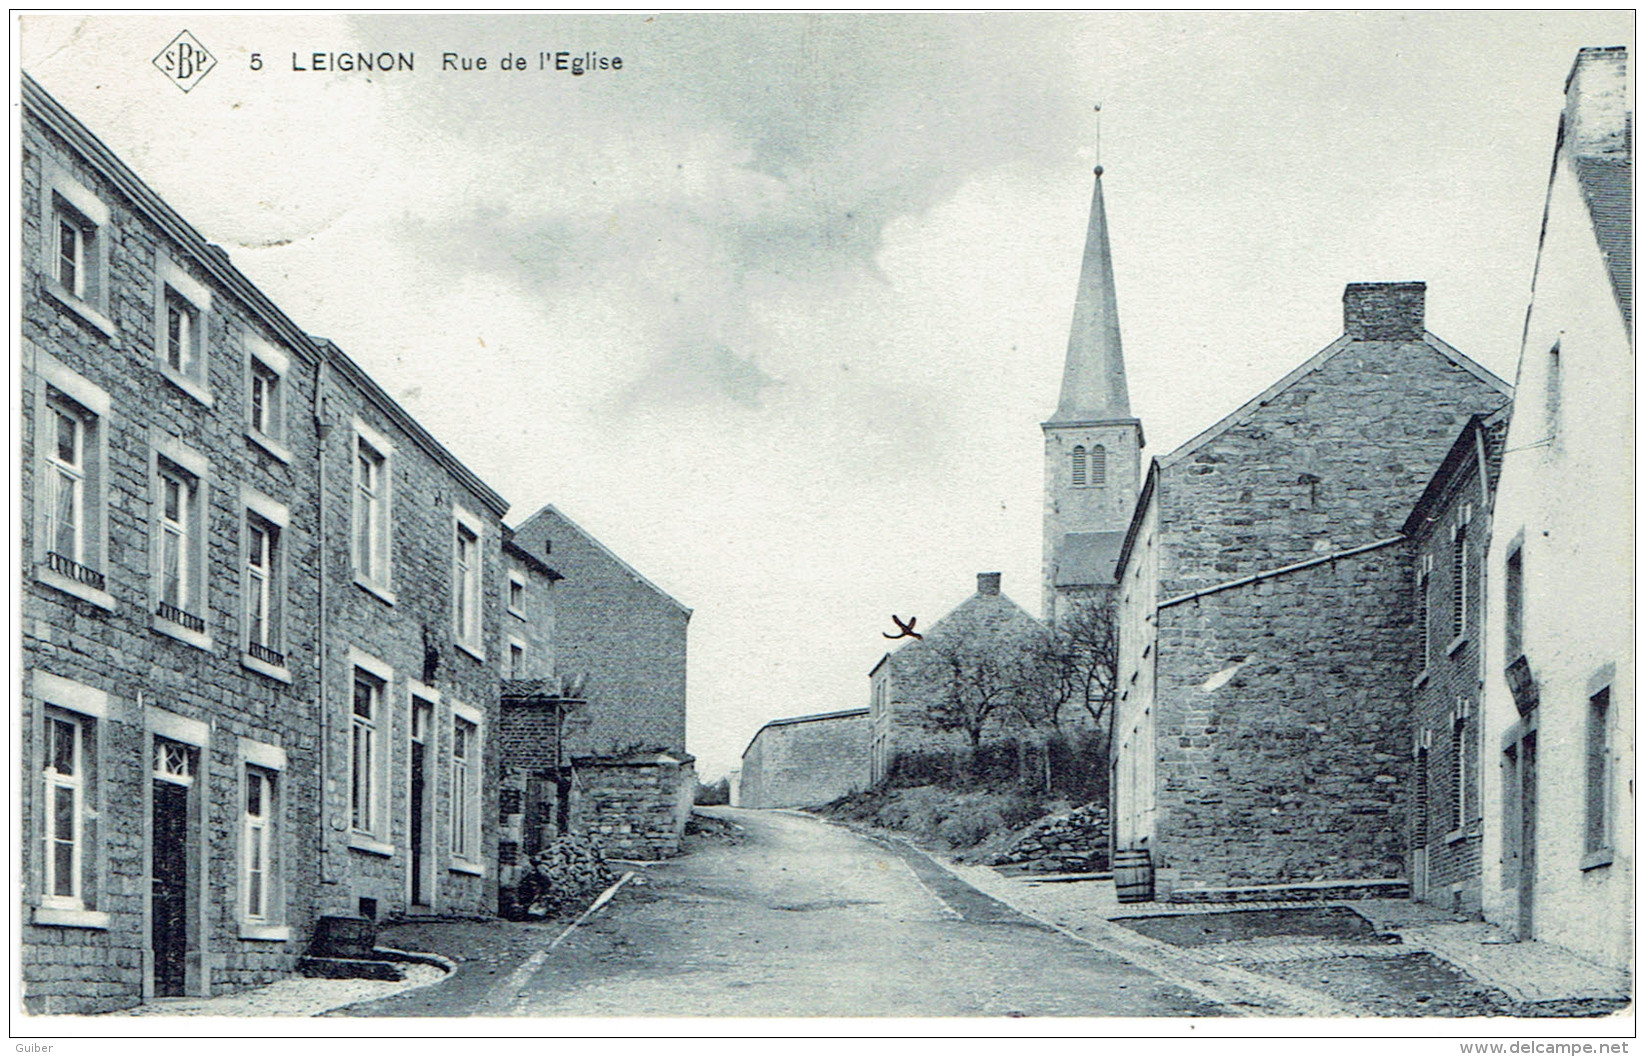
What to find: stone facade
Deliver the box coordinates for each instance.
[739,709,870,809]
[1113,282,1511,894]
[1479,47,1633,972]
[570,754,698,859]
[19,75,512,1013]
[869,573,1045,785]
[508,504,690,758]
[1402,413,1506,913]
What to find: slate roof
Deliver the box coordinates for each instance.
[1053,530,1129,587]
[1573,152,1633,330]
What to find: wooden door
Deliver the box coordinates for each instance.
[1518,733,1537,939]
[151,779,189,996]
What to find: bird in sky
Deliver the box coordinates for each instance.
[884,615,922,641]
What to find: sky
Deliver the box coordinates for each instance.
[18,12,1633,779]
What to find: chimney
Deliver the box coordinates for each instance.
[977,572,1001,596]
[1565,47,1630,159]
[1343,282,1426,340]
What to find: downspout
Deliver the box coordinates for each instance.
[313,358,334,888]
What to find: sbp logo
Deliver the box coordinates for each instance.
[153,31,217,93]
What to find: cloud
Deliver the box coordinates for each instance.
[618,342,780,411]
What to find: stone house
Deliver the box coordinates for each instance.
[1401,410,1508,913]
[502,504,696,860]
[1111,282,1511,896]
[1479,46,1633,972]
[740,709,871,808]
[19,74,510,1012]
[868,572,1045,785]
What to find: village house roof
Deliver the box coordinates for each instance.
[1401,406,1514,538]
[22,73,510,519]
[510,503,692,618]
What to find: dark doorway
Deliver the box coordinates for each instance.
[410,700,433,907]
[151,778,189,996]
[1517,732,1537,939]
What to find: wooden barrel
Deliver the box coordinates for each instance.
[1113,849,1155,904]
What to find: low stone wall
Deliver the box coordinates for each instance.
[989,802,1111,873]
[572,754,695,860]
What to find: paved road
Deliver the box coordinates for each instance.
[353,808,1223,1017]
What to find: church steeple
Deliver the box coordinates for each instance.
[1050,108,1132,424]
[1041,106,1144,621]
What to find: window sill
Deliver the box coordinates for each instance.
[246,428,293,465]
[353,575,397,607]
[507,607,527,621]
[1446,634,1469,657]
[241,652,293,684]
[1444,828,1472,846]
[36,565,117,611]
[153,613,213,652]
[33,905,110,929]
[455,637,486,663]
[348,833,395,858]
[41,279,115,338]
[159,363,215,409]
[238,923,291,942]
[1412,669,1431,690]
[1580,848,1614,872]
[448,858,485,877]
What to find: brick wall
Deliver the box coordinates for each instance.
[509,506,688,757]
[739,711,869,808]
[1151,544,1415,891]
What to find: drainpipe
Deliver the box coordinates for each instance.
[313,358,334,889]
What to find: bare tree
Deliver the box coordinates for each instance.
[1049,597,1119,731]
[924,633,1019,758]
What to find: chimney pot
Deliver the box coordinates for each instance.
[977,572,1002,596]
[1343,282,1426,340]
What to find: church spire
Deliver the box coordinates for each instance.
[1049,105,1132,424]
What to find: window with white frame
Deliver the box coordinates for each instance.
[152,444,209,638]
[42,710,89,907]
[243,767,275,921]
[34,353,111,604]
[41,164,112,333]
[352,422,394,595]
[245,338,290,459]
[154,258,212,402]
[243,497,287,671]
[453,508,484,655]
[351,669,384,836]
[508,573,526,618]
[450,714,479,863]
[32,673,107,926]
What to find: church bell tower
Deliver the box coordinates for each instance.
[1042,108,1143,621]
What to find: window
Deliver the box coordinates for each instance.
[1072,446,1087,487]
[453,508,483,655]
[31,672,106,927]
[242,492,289,675]
[507,640,525,678]
[1505,545,1524,661]
[1545,343,1562,438]
[43,712,87,906]
[1451,515,1469,641]
[1417,554,1433,670]
[244,768,273,921]
[245,338,291,461]
[150,437,211,644]
[508,573,526,618]
[1090,445,1107,487]
[351,670,383,836]
[450,714,479,865]
[41,164,112,335]
[154,258,213,404]
[1451,713,1468,833]
[1414,744,1429,848]
[1585,687,1611,856]
[33,352,112,607]
[351,421,395,598]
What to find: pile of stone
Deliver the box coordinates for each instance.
[988,802,1111,874]
[510,835,616,919]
